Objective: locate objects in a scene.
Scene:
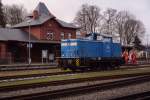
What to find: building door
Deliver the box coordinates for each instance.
[42,50,48,63]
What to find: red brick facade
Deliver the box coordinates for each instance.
[0,42,12,63]
[0,2,78,63]
[0,17,77,64]
[22,18,76,41]
[0,42,6,59]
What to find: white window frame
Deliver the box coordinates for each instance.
[68,33,72,39]
[46,32,54,40]
[61,32,65,39]
[76,32,81,38]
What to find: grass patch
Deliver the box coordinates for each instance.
[0,67,150,87]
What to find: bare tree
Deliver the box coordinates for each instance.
[115,11,145,45]
[74,4,102,34]
[74,4,145,43]
[124,19,145,44]
[101,8,117,34]
[3,4,27,26]
[133,35,144,50]
[0,0,6,27]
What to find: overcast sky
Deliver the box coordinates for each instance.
[2,0,150,44]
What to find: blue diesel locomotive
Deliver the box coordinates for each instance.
[59,33,124,71]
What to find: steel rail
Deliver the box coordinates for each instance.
[1,74,150,100]
[0,64,150,84]
[0,61,149,71]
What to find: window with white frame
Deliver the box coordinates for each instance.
[61,32,65,39]
[76,31,81,38]
[68,33,71,39]
[46,32,54,40]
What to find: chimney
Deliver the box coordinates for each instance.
[33,10,39,19]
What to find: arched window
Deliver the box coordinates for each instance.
[46,32,54,40]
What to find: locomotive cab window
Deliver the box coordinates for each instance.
[103,37,112,42]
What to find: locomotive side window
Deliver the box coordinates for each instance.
[103,38,111,42]
[61,42,77,46]
[70,42,77,46]
[97,36,103,40]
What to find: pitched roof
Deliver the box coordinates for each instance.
[56,19,78,29]
[0,28,60,44]
[35,2,55,17]
[0,28,37,42]
[13,2,78,29]
[13,15,53,28]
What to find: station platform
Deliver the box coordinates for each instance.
[0,63,58,71]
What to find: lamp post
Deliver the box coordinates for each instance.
[27,20,31,65]
[146,34,149,62]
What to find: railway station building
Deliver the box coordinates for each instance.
[0,2,78,64]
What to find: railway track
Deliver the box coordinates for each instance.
[0,66,147,83]
[1,74,150,100]
[0,61,149,71]
[0,71,72,83]
[0,63,149,99]
[0,64,57,71]
[0,64,150,83]
[112,91,150,100]
[0,73,148,92]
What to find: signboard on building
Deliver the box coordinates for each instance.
[49,54,54,61]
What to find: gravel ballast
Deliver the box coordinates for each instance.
[54,81,150,100]
[0,76,149,99]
